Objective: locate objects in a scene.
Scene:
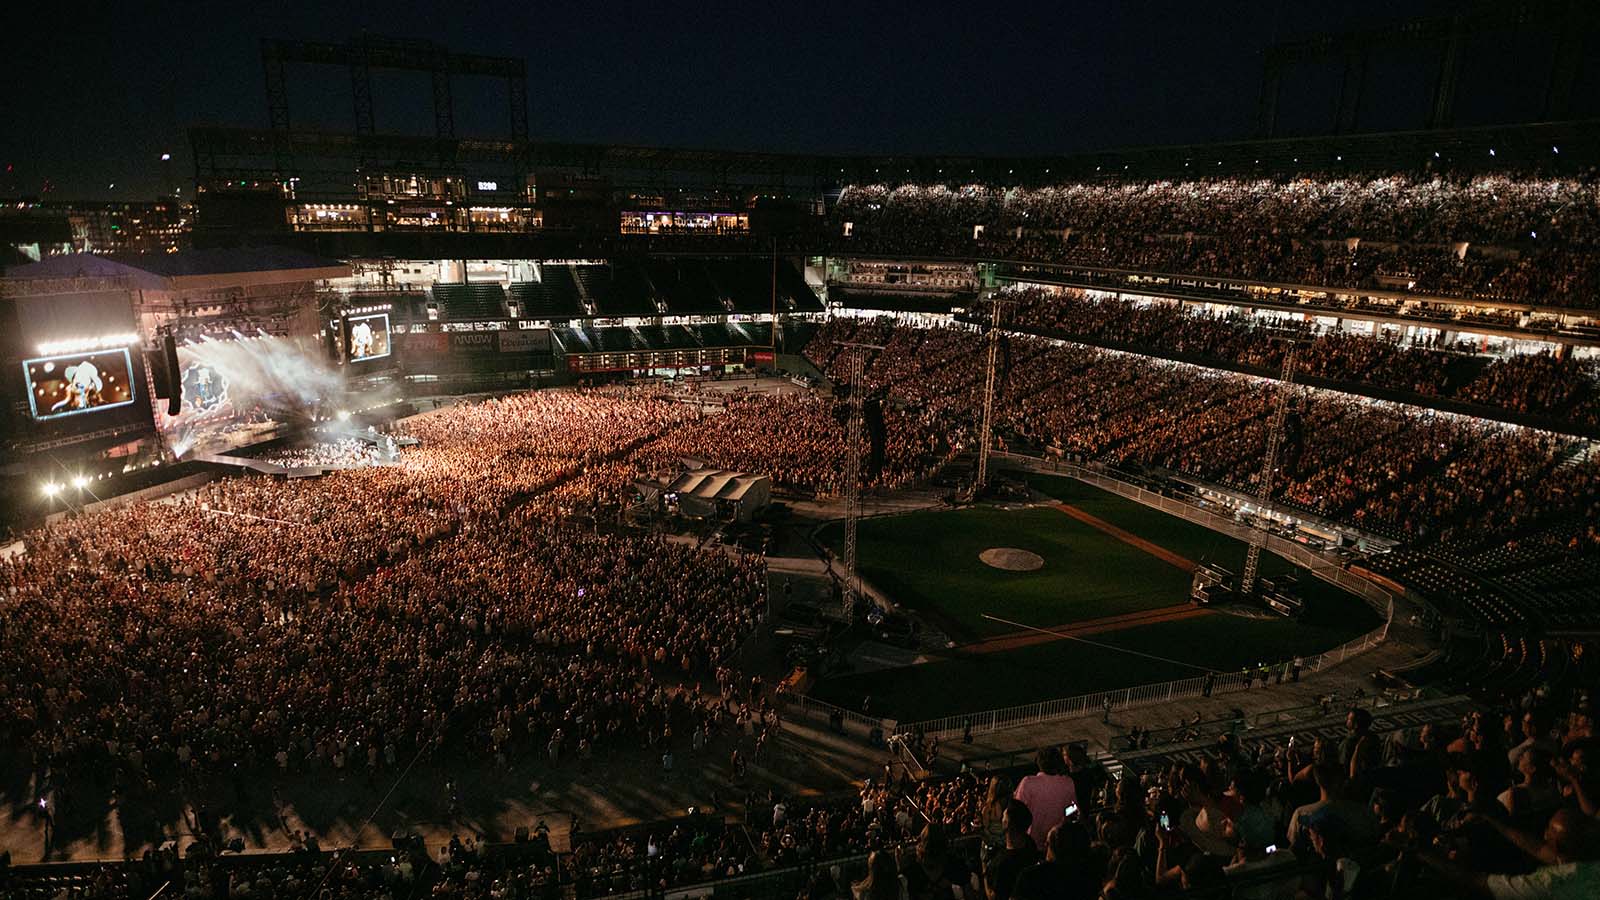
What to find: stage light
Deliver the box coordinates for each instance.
[42,482,61,497]
[35,333,140,355]
[337,410,351,421]
[161,153,172,161]
[72,476,88,490]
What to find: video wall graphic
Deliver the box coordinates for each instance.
[22,348,138,421]
[179,359,232,417]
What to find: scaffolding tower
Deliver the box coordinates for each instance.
[837,341,884,622]
[974,295,1013,492]
[1241,342,1299,595]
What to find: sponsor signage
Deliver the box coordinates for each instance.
[498,329,551,353]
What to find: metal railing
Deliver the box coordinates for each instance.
[898,622,1390,739]
[594,833,986,900]
[781,690,896,737]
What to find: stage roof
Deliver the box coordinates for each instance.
[667,468,771,504]
[6,247,350,290]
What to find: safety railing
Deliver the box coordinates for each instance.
[781,690,895,739]
[898,624,1390,739]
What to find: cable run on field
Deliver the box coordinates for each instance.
[980,613,1214,673]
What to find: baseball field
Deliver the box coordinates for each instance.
[809,473,1386,721]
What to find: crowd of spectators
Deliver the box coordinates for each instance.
[829,173,1600,308]
[804,317,1600,553]
[256,438,394,470]
[0,390,771,807]
[998,287,1600,434]
[18,682,1599,899]
[535,683,1600,900]
[429,679,1600,899]
[631,391,958,496]
[954,686,1600,900]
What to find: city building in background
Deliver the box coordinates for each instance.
[1,197,193,262]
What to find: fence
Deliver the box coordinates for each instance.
[603,834,985,900]
[795,455,1398,741]
[781,690,896,740]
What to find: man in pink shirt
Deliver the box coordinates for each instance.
[1013,746,1079,849]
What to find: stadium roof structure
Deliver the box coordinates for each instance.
[191,117,1600,196]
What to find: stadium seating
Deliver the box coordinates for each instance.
[995,286,1600,435]
[805,316,1600,635]
[829,174,1600,309]
[429,282,509,321]
[508,272,586,319]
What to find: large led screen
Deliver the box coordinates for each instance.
[23,348,138,420]
[347,313,392,363]
[179,359,232,416]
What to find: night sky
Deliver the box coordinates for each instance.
[5,0,1591,200]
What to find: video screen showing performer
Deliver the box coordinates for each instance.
[22,348,138,420]
[346,313,391,362]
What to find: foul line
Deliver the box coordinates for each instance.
[1051,502,1197,572]
[981,613,1213,673]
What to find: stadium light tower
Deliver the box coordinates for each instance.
[837,340,884,623]
[1241,341,1299,595]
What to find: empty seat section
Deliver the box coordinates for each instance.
[509,273,585,319]
[430,283,508,321]
[596,262,659,316]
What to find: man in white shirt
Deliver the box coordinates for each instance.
[1415,809,1598,900]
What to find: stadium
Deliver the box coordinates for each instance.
[3,4,1600,899]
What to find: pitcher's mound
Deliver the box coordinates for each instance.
[979,548,1045,571]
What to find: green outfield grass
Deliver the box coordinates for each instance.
[1022,474,1366,614]
[809,473,1386,721]
[845,505,1194,640]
